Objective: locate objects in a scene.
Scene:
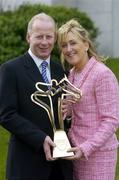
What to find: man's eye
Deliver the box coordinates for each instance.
[46,36,52,39]
[36,36,42,39]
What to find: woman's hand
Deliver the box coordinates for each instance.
[61,97,78,120]
[63,147,84,160]
[61,99,70,117]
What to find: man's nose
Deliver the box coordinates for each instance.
[42,36,47,44]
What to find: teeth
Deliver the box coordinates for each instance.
[68,54,75,57]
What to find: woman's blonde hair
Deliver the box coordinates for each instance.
[58,19,106,69]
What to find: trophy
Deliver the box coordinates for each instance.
[31,75,82,158]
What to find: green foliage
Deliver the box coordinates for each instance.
[0,126,9,180]
[0,4,99,64]
[106,58,119,81]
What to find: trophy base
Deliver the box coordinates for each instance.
[53,130,74,158]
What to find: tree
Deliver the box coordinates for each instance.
[0,4,99,64]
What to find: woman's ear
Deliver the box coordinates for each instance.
[84,42,89,51]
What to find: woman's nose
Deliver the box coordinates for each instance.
[67,44,72,51]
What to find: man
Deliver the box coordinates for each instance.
[0,13,73,180]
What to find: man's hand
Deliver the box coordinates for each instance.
[43,136,56,161]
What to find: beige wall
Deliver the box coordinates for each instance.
[52,0,119,58]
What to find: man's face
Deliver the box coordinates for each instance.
[27,19,56,59]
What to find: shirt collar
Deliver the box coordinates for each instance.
[28,49,50,68]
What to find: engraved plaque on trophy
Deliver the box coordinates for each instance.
[31,75,82,158]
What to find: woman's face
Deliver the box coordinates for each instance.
[61,31,89,70]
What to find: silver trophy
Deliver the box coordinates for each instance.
[31,75,82,158]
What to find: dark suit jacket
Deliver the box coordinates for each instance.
[0,52,72,180]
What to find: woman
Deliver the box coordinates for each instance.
[58,19,119,180]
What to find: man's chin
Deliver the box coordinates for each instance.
[37,53,50,60]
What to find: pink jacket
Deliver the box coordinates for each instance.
[68,57,119,159]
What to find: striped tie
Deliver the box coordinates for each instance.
[41,61,49,84]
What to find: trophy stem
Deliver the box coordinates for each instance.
[31,93,56,132]
[48,95,56,132]
[58,97,64,130]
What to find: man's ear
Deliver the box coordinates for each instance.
[26,33,30,44]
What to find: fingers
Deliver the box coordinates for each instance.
[61,98,77,116]
[63,96,79,104]
[67,147,77,152]
[43,137,83,161]
[66,147,83,160]
[61,99,70,114]
[43,136,56,161]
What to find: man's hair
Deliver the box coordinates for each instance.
[27,12,57,34]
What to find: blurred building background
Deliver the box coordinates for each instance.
[0,0,119,58]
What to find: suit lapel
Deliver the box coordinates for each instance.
[23,52,49,91]
[50,60,64,82]
[23,52,43,83]
[50,61,57,80]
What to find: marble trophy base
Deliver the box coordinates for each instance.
[53,130,74,158]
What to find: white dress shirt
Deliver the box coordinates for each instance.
[28,49,51,82]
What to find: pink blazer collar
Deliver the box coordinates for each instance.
[69,57,98,88]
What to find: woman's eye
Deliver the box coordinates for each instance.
[70,41,76,45]
[62,44,67,48]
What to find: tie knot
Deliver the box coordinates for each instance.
[41,61,48,68]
